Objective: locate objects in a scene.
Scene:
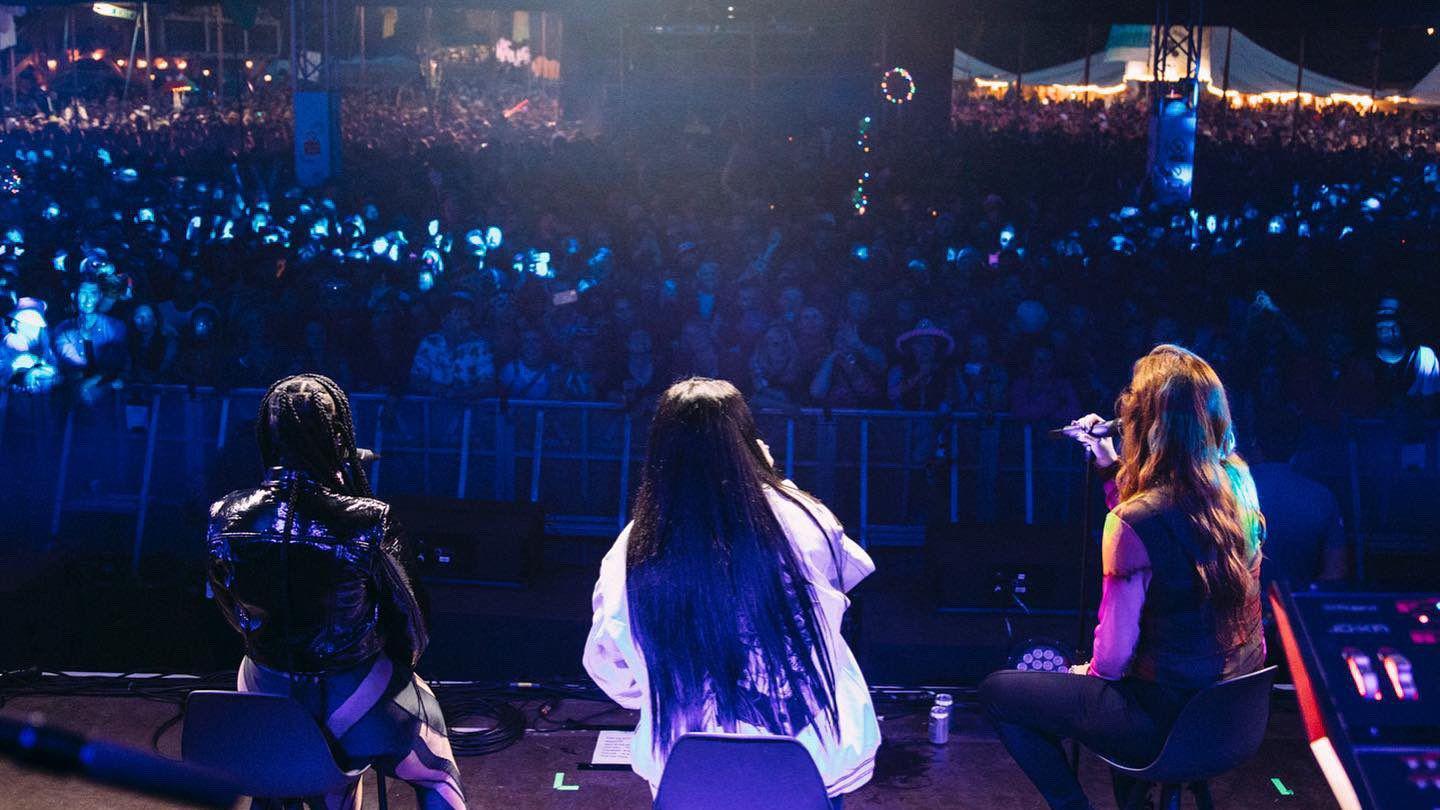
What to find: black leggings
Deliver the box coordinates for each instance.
[978,670,1192,810]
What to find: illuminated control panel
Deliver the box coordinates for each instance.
[1380,650,1421,702]
[1272,588,1440,810]
[1343,648,1383,702]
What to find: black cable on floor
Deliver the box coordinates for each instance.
[150,707,185,753]
[1,669,982,760]
[433,685,528,757]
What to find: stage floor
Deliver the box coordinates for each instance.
[0,691,1337,809]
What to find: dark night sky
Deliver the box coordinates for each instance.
[16,0,1440,85]
[627,0,1440,86]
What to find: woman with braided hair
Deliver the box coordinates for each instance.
[207,374,466,809]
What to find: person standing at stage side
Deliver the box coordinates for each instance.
[980,345,1266,810]
[1372,295,1440,470]
[206,374,466,810]
[584,378,880,808]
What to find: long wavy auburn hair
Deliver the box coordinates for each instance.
[1115,345,1265,646]
[625,377,839,755]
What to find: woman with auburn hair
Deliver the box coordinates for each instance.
[583,378,881,807]
[980,345,1266,810]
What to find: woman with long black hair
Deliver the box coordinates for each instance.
[584,377,881,806]
[979,345,1267,810]
[207,374,466,809]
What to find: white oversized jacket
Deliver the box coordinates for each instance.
[582,482,881,797]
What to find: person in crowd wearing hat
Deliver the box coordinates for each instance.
[887,319,958,410]
[1373,294,1440,410]
[1372,294,1439,469]
[3,298,59,392]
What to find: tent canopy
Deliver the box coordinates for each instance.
[1210,28,1372,98]
[1410,61,1440,105]
[955,26,1392,102]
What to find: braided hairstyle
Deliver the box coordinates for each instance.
[256,373,372,497]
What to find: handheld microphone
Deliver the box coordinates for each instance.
[1050,418,1121,438]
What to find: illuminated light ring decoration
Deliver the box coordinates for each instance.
[880,67,915,105]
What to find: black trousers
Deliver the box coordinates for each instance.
[978,670,1193,810]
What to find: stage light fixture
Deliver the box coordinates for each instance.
[1008,638,1074,673]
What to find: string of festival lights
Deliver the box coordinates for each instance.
[854,68,916,215]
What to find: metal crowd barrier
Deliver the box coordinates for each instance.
[0,386,1434,575]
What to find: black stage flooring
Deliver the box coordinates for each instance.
[0,543,1341,807]
[0,691,1335,810]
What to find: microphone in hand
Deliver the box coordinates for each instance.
[1054,414,1120,468]
[1050,418,1120,438]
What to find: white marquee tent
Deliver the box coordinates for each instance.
[1410,62,1440,106]
[955,26,1395,106]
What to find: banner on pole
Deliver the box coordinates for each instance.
[294,91,340,187]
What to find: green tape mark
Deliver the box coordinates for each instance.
[553,772,580,791]
[1271,777,1295,796]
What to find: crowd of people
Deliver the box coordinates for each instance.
[1,85,1437,458]
[952,92,1440,156]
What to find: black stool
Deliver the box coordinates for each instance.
[1097,666,1278,810]
[181,690,389,810]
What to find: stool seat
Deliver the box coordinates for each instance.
[653,733,832,810]
[1095,666,1278,809]
[180,690,387,808]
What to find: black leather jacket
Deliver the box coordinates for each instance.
[206,468,429,674]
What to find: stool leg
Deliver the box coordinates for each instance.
[1111,768,1148,810]
[1158,784,1182,810]
[1123,781,1152,810]
[376,772,389,810]
[1190,780,1214,810]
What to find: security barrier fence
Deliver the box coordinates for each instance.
[0,386,1435,577]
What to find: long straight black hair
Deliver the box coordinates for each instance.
[626,377,839,754]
